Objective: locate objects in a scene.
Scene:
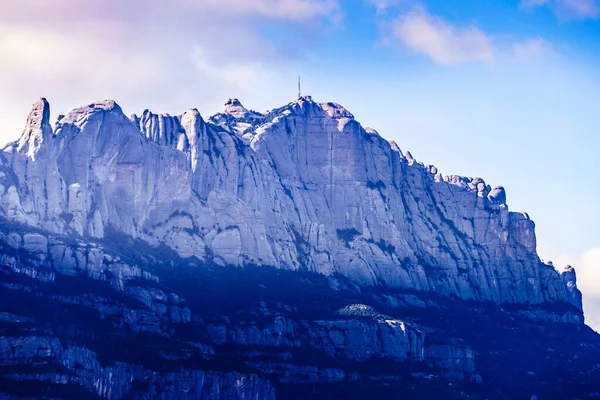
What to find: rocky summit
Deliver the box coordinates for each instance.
[0,97,598,399]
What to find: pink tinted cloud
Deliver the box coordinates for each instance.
[0,0,341,144]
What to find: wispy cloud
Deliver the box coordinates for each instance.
[389,6,494,64]
[521,0,600,19]
[0,0,341,143]
[0,25,163,90]
[368,0,403,14]
[0,0,341,25]
[195,0,342,24]
[373,4,556,65]
[512,37,556,59]
[190,47,283,91]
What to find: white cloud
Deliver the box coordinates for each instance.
[368,0,404,14]
[0,25,163,88]
[380,5,557,65]
[194,0,342,24]
[521,0,600,19]
[190,47,286,91]
[0,0,339,145]
[0,23,168,140]
[563,0,600,17]
[512,37,556,59]
[0,0,341,25]
[390,7,495,65]
[577,248,600,298]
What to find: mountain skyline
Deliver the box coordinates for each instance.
[0,90,595,399]
[0,0,598,328]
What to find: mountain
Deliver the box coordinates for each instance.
[0,97,598,399]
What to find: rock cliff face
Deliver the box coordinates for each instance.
[0,97,597,399]
[0,333,275,400]
[0,225,484,398]
[0,97,577,306]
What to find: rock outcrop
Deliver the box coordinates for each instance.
[0,97,579,310]
[0,226,486,398]
[561,265,583,311]
[0,96,597,399]
[0,334,276,400]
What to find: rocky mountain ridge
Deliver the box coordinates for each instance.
[0,97,579,307]
[0,97,598,399]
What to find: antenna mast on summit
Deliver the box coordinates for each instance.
[298,76,301,99]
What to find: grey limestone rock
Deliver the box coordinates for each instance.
[561,265,583,311]
[0,335,275,399]
[0,97,581,311]
[488,185,507,205]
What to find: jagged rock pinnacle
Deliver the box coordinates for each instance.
[17,98,53,159]
[0,96,577,309]
[561,265,583,311]
[223,98,251,119]
[0,95,593,400]
[488,186,507,205]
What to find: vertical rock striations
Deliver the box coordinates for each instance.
[0,92,597,399]
[561,265,583,311]
[0,97,583,312]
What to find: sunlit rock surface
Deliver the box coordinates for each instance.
[0,97,596,399]
[0,97,579,306]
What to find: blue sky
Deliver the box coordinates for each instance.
[0,0,598,325]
